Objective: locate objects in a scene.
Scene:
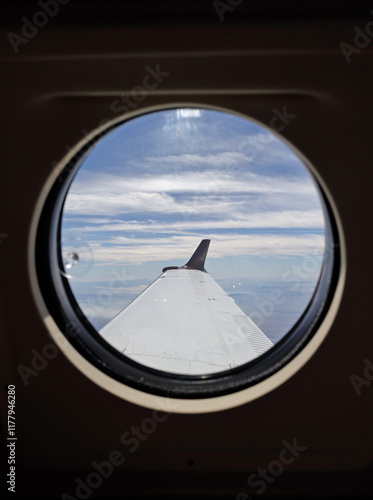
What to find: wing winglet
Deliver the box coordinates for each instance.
[183,239,210,271]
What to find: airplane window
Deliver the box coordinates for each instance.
[60,106,326,373]
[35,106,341,403]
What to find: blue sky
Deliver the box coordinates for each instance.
[61,107,325,342]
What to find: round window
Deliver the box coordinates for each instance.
[33,106,343,411]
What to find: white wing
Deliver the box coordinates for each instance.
[99,240,273,375]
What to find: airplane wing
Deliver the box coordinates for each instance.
[99,240,273,375]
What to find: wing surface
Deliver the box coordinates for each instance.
[100,241,273,375]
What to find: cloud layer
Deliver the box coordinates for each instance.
[62,108,326,271]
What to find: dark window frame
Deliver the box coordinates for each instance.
[35,108,341,399]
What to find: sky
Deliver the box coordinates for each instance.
[61,107,326,344]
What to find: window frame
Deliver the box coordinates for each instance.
[33,104,344,408]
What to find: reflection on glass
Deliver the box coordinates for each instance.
[61,108,326,375]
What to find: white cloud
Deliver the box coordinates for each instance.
[67,209,325,234]
[63,169,322,223]
[64,192,178,216]
[61,109,326,274]
[66,166,314,196]
[77,233,325,266]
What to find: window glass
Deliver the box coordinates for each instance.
[61,108,325,375]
